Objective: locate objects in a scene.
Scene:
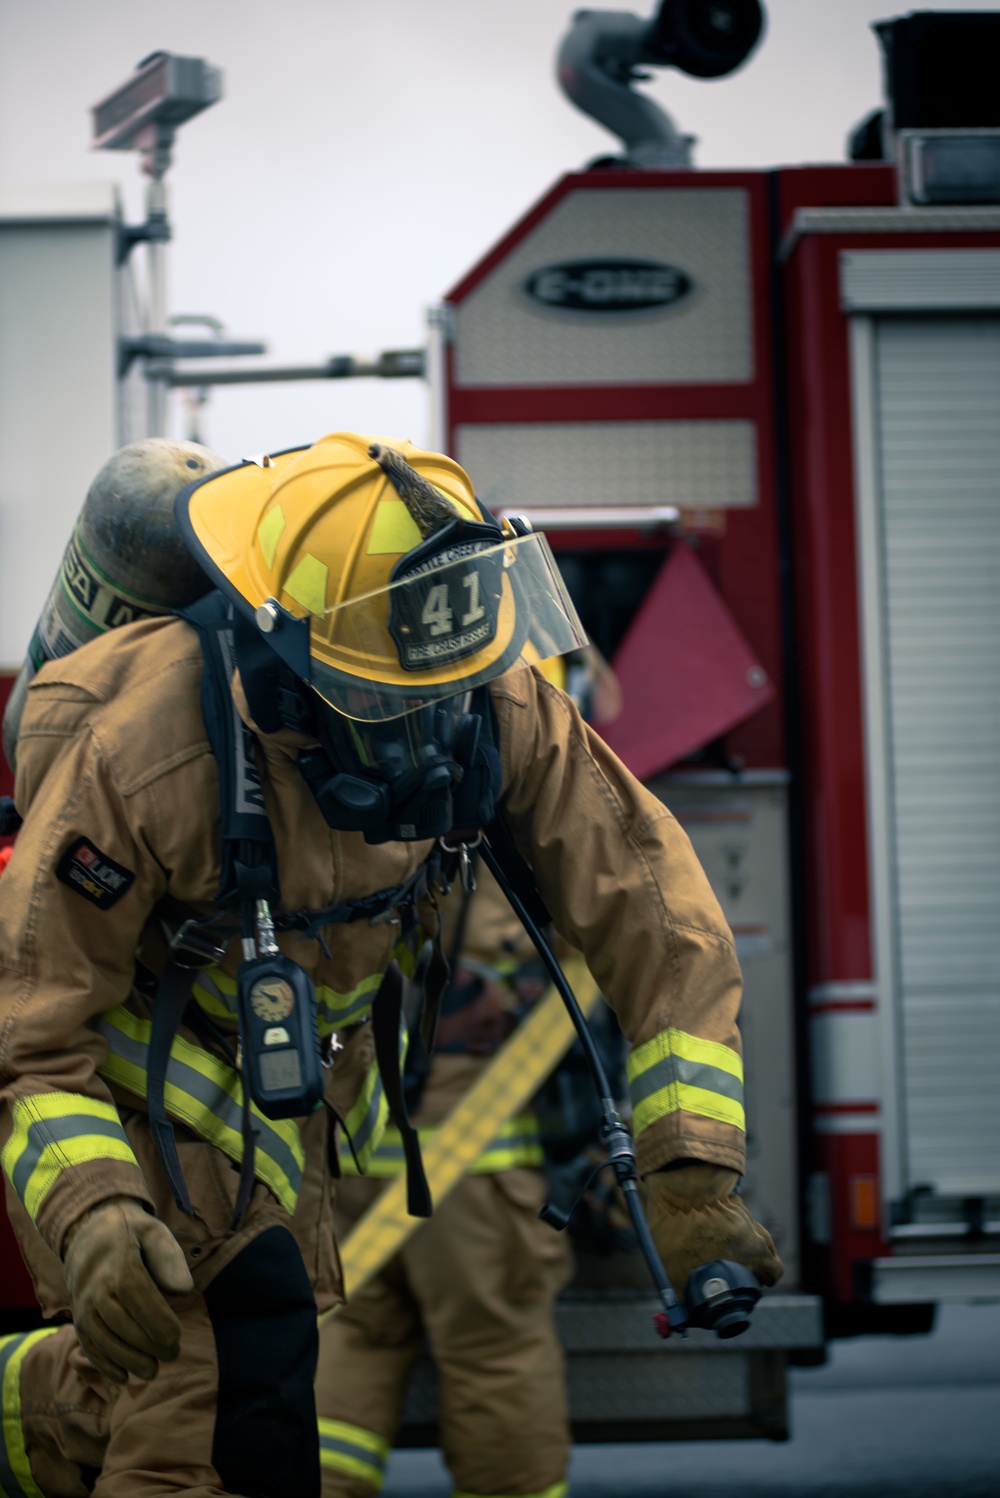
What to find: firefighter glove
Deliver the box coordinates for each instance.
[646,1164,784,1301]
[62,1196,194,1384]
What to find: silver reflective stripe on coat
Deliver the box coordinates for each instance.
[1,1093,138,1224]
[342,1016,407,1170]
[96,1004,304,1213]
[627,1027,745,1136]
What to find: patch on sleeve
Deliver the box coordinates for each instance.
[56,836,135,910]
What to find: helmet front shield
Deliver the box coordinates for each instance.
[310,531,587,721]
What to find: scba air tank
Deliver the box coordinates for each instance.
[2,438,225,771]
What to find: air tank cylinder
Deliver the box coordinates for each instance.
[2,437,225,771]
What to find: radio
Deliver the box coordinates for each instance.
[237,900,325,1120]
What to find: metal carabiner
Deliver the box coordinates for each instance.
[438,830,483,894]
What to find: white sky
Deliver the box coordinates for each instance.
[1,0,997,459]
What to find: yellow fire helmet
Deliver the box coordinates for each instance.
[176,431,586,721]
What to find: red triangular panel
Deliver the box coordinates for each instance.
[601,544,774,780]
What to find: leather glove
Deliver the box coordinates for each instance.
[62,1196,194,1383]
[645,1164,784,1301]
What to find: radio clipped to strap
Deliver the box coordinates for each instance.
[237,896,325,1121]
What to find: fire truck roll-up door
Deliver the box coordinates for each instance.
[847,250,1000,1298]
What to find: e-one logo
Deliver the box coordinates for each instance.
[524,259,693,314]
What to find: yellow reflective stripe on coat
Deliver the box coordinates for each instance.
[317,1418,388,1489]
[190,964,238,1020]
[0,1328,60,1498]
[342,1016,407,1172]
[342,1051,390,1172]
[314,975,383,1036]
[339,1113,543,1178]
[192,963,384,1037]
[322,956,601,1316]
[95,1005,304,1214]
[454,1485,567,1498]
[1,1093,138,1225]
[626,1027,745,1135]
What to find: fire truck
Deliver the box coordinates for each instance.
[2,1,999,1445]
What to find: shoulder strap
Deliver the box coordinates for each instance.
[147,960,198,1215]
[148,591,279,1219]
[177,591,279,906]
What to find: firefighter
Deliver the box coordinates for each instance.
[314,648,613,1498]
[316,859,574,1498]
[0,431,782,1498]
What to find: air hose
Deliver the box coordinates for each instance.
[480,836,761,1340]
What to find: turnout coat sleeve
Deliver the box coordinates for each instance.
[491,662,746,1177]
[0,628,220,1259]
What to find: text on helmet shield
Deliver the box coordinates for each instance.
[387,541,504,673]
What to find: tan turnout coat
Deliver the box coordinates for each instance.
[0,615,745,1312]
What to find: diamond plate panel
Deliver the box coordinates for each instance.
[397,1295,819,1420]
[400,1350,758,1425]
[455,420,756,513]
[565,1352,750,1421]
[555,1293,823,1353]
[453,187,752,386]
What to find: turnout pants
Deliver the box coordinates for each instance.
[315,1168,573,1498]
[0,1111,331,1498]
[2,1224,320,1498]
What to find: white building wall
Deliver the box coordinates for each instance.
[0,184,124,668]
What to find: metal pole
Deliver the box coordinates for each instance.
[162,349,427,386]
[141,124,175,437]
[145,174,169,435]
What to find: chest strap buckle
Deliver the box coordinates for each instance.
[167,916,233,971]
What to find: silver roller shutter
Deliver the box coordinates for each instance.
[874,315,1000,1197]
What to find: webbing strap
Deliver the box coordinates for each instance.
[178,591,277,907]
[370,965,431,1219]
[147,959,199,1216]
[320,955,601,1315]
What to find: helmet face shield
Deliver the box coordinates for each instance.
[310,531,587,721]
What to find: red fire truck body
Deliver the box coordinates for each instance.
[434,152,1000,1344]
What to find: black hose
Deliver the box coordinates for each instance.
[480,837,684,1329]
